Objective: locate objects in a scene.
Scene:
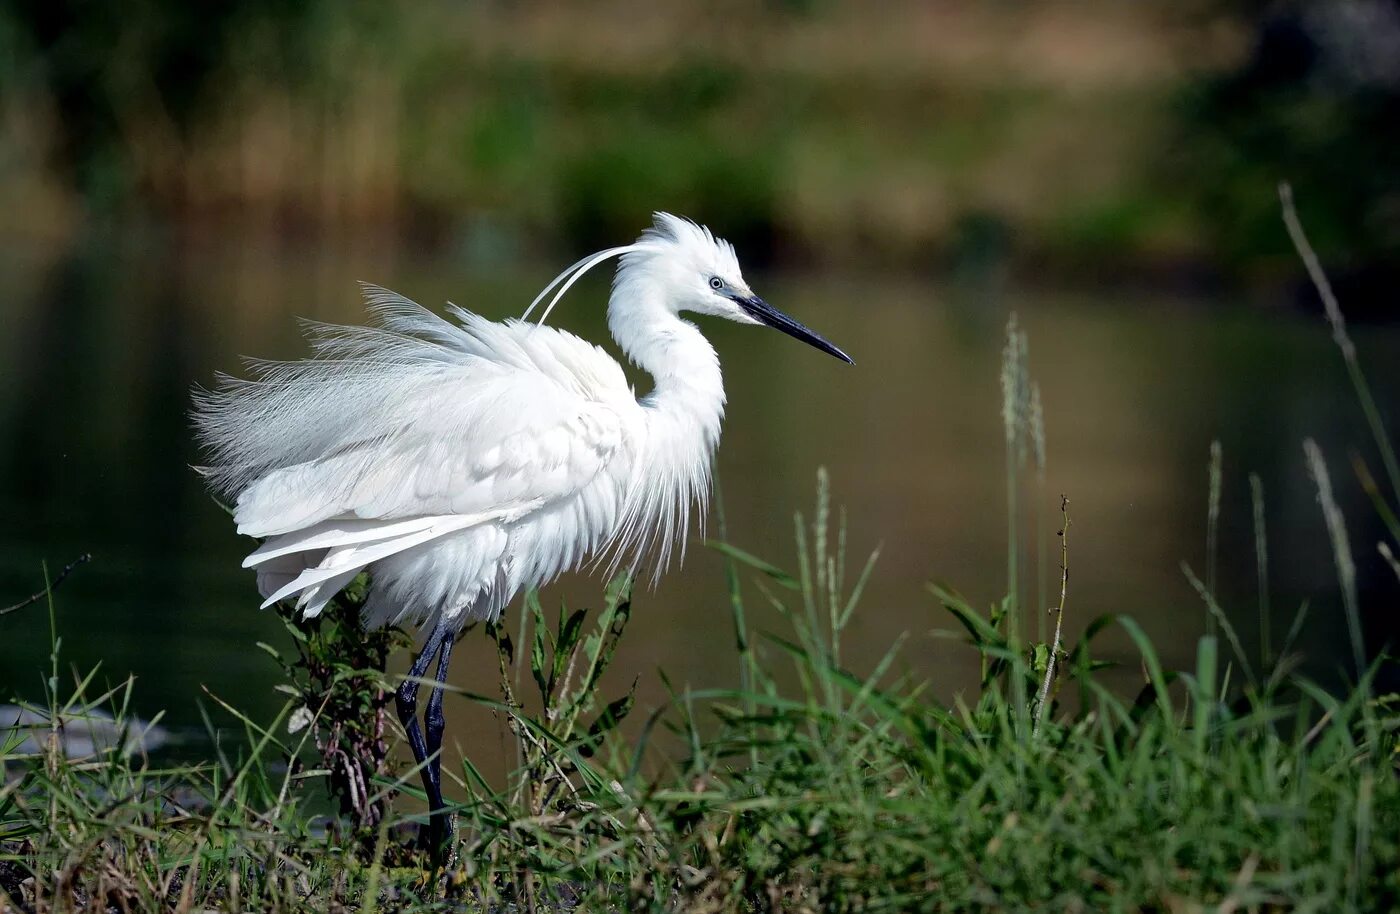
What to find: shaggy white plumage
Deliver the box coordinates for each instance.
[194,212,852,847]
[194,213,760,631]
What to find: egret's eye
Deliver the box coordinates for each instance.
[709,276,724,291]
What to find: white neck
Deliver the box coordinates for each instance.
[607,269,726,447]
[602,261,727,577]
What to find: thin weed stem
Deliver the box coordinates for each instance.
[1032,384,1047,643]
[1000,315,1032,734]
[1032,495,1069,738]
[0,553,91,618]
[1001,315,1024,637]
[1206,440,1223,638]
[1249,473,1271,670]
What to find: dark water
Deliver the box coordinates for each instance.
[2,229,1398,777]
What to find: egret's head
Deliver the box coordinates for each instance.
[524,212,852,364]
[629,213,853,364]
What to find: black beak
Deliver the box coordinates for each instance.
[734,295,854,364]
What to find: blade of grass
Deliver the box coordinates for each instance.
[1249,473,1272,671]
[1206,440,1223,638]
[1281,183,1400,517]
[1303,439,1365,682]
[1181,562,1257,691]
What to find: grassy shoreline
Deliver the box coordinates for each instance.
[2,459,1396,911]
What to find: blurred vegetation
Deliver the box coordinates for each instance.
[1169,1,1400,306]
[1,0,1397,299]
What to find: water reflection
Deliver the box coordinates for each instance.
[2,231,1397,779]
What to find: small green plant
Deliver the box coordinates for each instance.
[263,573,411,849]
[446,576,640,908]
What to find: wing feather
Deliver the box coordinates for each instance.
[193,286,636,539]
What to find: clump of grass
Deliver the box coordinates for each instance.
[6,494,1400,912]
[1,600,321,911]
[431,469,1399,911]
[6,473,1399,911]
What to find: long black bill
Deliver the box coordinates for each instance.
[735,295,854,364]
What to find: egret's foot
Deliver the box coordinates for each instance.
[418,809,457,865]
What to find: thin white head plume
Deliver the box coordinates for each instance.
[521,213,736,326]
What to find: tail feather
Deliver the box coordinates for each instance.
[294,568,363,619]
[254,552,323,601]
[243,516,454,568]
[256,515,482,610]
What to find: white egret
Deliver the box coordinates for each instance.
[192,213,852,847]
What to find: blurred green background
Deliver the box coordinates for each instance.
[1,1,1398,770]
[3,0,1398,288]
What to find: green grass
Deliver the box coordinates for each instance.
[2,461,1397,911]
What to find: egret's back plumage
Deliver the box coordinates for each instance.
[194,214,735,631]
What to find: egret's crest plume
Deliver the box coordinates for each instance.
[523,212,738,326]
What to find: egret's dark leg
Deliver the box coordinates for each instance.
[423,630,457,852]
[423,632,456,794]
[395,620,452,838]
